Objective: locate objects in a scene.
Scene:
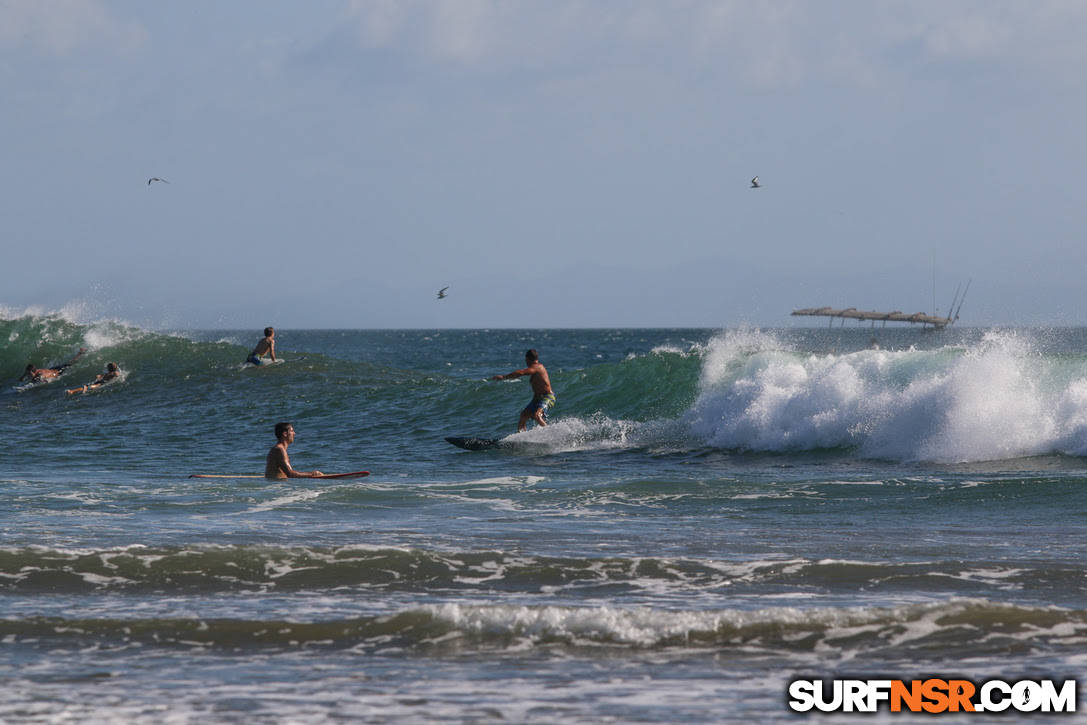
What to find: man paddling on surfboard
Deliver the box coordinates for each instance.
[265,422,324,479]
[20,347,86,384]
[246,327,277,366]
[66,362,121,394]
[491,348,555,432]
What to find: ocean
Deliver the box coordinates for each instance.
[2,313,1085,723]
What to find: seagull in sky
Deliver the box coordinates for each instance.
[437,286,449,300]
[750,176,760,188]
[148,177,169,186]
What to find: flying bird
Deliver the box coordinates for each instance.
[148,177,169,186]
[750,176,760,188]
[437,286,449,300]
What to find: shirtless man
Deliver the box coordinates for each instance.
[492,348,555,432]
[265,422,324,479]
[20,347,86,383]
[247,327,277,365]
[66,362,121,395]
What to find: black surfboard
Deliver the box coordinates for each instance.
[445,436,505,451]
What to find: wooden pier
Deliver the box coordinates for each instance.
[791,307,953,329]
[792,282,969,329]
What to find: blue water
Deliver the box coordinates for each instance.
[2,314,1085,722]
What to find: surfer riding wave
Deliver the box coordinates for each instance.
[492,348,555,432]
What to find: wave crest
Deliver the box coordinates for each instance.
[4,600,1084,658]
[680,329,1087,462]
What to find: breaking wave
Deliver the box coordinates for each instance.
[4,600,1084,660]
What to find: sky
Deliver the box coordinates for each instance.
[3,1,1087,329]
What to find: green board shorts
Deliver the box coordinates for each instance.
[523,393,556,417]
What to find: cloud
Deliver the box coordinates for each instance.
[0,0,147,56]
[916,1,1087,70]
[339,0,1087,90]
[343,0,615,68]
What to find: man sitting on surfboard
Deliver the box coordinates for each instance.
[491,348,555,432]
[265,422,324,479]
[246,327,277,365]
[20,347,86,383]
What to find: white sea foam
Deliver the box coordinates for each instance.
[239,490,324,515]
[459,476,547,487]
[625,342,706,360]
[505,414,642,452]
[419,598,1084,653]
[424,602,739,646]
[81,325,144,351]
[0,301,100,324]
[678,328,1087,462]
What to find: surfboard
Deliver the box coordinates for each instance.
[14,375,68,392]
[13,380,50,393]
[66,376,124,395]
[445,436,505,451]
[243,357,285,368]
[189,470,370,479]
